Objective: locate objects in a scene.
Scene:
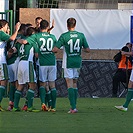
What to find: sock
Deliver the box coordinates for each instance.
[51,88,57,109]
[45,93,48,106]
[123,88,133,108]
[39,86,46,104]
[73,88,78,106]
[68,88,76,110]
[4,85,7,97]
[0,86,5,103]
[46,91,52,107]
[14,90,22,108]
[24,98,28,106]
[9,84,16,102]
[27,89,35,108]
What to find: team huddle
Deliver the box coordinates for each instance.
[0,17,90,113]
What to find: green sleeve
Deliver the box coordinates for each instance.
[55,34,64,48]
[26,34,36,44]
[33,42,38,53]
[82,34,89,49]
[1,31,10,41]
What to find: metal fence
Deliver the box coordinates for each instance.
[37,0,133,9]
[0,10,13,34]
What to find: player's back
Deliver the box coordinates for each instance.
[35,32,57,66]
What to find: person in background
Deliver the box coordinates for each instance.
[0,19,21,111]
[112,42,132,97]
[35,17,55,33]
[115,43,133,111]
[52,17,90,113]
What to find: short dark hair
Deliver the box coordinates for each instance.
[126,42,132,46]
[25,23,33,28]
[0,19,8,29]
[35,17,43,21]
[122,46,129,52]
[19,23,26,32]
[26,27,35,36]
[40,19,49,30]
[67,18,76,28]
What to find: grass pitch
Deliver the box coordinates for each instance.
[0,98,133,133]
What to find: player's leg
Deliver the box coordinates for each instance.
[39,82,48,111]
[73,79,78,106]
[39,66,48,111]
[0,64,8,111]
[48,66,57,111]
[64,68,76,112]
[13,84,24,111]
[115,69,133,111]
[7,81,16,110]
[45,82,50,107]
[73,68,80,107]
[123,80,133,107]
[7,64,17,110]
[0,80,8,111]
[49,81,56,111]
[23,61,37,111]
[112,70,126,97]
[27,82,36,110]
[13,61,26,111]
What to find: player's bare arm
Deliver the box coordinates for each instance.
[17,39,27,44]
[9,22,21,41]
[84,47,90,53]
[48,19,55,33]
[52,46,59,53]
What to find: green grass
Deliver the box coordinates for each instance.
[0,98,133,133]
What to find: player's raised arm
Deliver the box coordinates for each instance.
[9,22,21,41]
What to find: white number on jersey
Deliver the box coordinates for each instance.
[40,38,53,51]
[68,39,80,53]
[19,44,25,55]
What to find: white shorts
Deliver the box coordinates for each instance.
[17,61,37,84]
[0,63,8,80]
[130,69,133,82]
[8,59,19,82]
[63,68,80,79]
[39,65,56,82]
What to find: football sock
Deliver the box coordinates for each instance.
[51,88,57,108]
[68,88,76,109]
[39,86,46,104]
[14,90,22,108]
[46,91,52,107]
[123,88,133,108]
[73,88,78,106]
[9,84,16,102]
[0,86,5,103]
[27,89,35,108]
[45,94,48,106]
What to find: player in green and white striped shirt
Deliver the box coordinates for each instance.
[53,18,90,113]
